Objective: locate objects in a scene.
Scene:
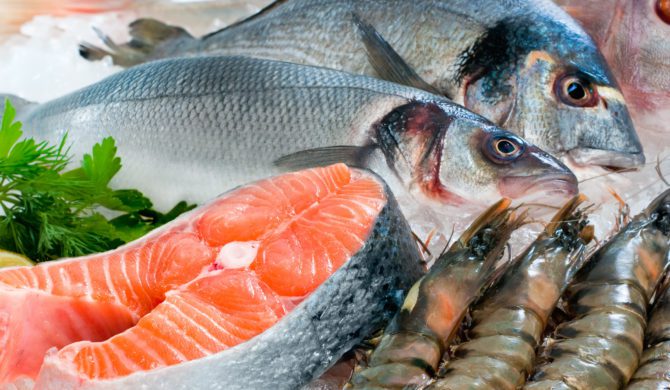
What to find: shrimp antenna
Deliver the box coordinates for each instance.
[656,154,670,187]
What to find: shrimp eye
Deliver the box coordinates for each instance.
[556,74,599,108]
[657,0,670,24]
[484,134,525,164]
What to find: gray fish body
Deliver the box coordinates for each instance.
[82,0,644,168]
[16,56,576,210]
[19,56,420,208]
[39,182,425,389]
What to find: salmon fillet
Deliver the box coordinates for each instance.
[0,163,388,386]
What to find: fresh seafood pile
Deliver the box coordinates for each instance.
[0,0,668,389]
[348,190,670,389]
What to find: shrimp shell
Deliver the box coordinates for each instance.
[428,195,593,389]
[526,189,670,390]
[627,276,670,389]
[348,199,524,389]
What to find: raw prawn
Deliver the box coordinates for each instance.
[348,198,524,389]
[429,195,593,389]
[525,189,670,389]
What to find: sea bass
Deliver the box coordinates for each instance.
[0,164,424,389]
[556,0,670,134]
[80,0,645,169]
[6,56,576,210]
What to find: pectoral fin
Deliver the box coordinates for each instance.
[274,146,374,171]
[353,14,443,97]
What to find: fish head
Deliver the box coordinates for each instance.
[375,101,577,204]
[457,11,644,170]
[557,0,670,130]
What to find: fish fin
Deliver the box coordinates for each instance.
[274,146,374,171]
[79,19,194,67]
[201,0,290,40]
[352,14,444,97]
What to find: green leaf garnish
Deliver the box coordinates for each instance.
[0,98,195,261]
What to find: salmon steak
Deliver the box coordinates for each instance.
[0,164,423,389]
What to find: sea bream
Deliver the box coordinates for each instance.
[4,56,577,210]
[556,0,670,135]
[80,0,645,170]
[0,164,425,389]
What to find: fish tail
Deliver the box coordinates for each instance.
[79,18,194,67]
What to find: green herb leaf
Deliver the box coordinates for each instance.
[0,99,23,157]
[0,100,195,262]
[80,137,122,187]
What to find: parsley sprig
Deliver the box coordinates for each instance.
[0,99,194,261]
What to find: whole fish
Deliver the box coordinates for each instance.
[556,0,670,133]
[0,164,424,389]
[428,195,593,389]
[348,199,523,388]
[4,56,576,210]
[526,189,670,389]
[80,0,645,169]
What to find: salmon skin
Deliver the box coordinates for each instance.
[0,164,424,389]
[7,56,576,211]
[80,0,644,170]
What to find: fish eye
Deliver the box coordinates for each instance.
[555,74,599,108]
[657,0,670,24]
[484,134,526,164]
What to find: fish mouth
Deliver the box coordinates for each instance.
[567,148,645,170]
[498,173,578,199]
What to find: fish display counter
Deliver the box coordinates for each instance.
[0,0,668,389]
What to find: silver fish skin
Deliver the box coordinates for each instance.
[9,56,576,210]
[80,0,645,169]
[556,0,670,132]
[36,172,425,390]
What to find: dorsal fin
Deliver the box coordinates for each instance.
[201,0,290,40]
[352,14,444,97]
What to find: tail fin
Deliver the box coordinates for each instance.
[79,19,194,67]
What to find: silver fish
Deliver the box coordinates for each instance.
[80,0,645,169]
[5,56,576,210]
